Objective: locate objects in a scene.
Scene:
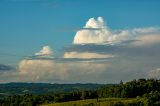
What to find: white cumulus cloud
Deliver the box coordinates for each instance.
[17,59,109,83]
[11,46,109,83]
[1,17,160,83]
[73,17,111,44]
[73,17,160,45]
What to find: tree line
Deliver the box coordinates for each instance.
[1,78,160,106]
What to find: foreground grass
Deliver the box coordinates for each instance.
[42,98,138,106]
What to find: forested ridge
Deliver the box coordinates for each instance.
[0,83,103,95]
[1,79,160,106]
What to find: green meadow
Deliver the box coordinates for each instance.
[43,98,139,106]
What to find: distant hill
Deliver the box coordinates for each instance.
[0,82,108,95]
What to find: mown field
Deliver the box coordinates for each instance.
[42,98,139,106]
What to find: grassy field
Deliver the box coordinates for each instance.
[42,98,139,106]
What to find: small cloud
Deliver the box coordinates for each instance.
[25,46,54,60]
[35,46,53,56]
[0,64,13,71]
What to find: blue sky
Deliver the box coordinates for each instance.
[0,0,160,83]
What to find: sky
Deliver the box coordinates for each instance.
[0,0,160,83]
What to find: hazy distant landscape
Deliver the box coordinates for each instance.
[0,83,104,95]
[0,0,160,106]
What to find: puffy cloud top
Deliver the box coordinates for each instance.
[73,17,132,44]
[73,17,160,45]
[35,46,53,57]
[84,17,106,28]
[73,17,111,44]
